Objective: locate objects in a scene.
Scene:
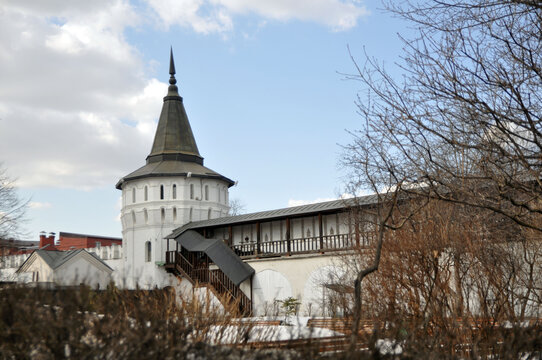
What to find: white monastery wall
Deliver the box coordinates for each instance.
[246,253,344,317]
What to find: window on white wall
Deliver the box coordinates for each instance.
[189,207,193,222]
[205,185,209,201]
[161,208,165,223]
[132,188,136,203]
[160,185,164,200]
[145,241,151,262]
[190,184,194,199]
[172,184,177,199]
[173,207,177,221]
[144,186,148,201]
[131,211,136,224]
[208,208,212,220]
[217,188,221,203]
[144,209,148,224]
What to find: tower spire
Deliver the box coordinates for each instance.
[168,47,179,96]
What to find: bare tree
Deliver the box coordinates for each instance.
[0,165,27,241]
[341,1,542,354]
[345,1,542,231]
[228,198,246,216]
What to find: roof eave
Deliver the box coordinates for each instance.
[116,172,235,190]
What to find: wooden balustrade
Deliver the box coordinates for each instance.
[166,250,252,315]
[231,233,358,258]
[209,269,252,315]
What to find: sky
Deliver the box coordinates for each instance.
[0,0,410,240]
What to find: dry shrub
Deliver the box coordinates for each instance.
[0,283,301,359]
[347,201,542,358]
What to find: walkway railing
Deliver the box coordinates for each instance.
[231,233,368,258]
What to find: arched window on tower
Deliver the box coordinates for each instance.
[161,208,165,223]
[217,188,221,203]
[160,185,164,200]
[204,185,209,201]
[189,207,193,222]
[144,186,148,201]
[173,207,177,222]
[144,209,148,224]
[208,208,212,220]
[132,188,136,203]
[172,184,177,199]
[131,210,136,224]
[145,241,151,262]
[190,184,194,200]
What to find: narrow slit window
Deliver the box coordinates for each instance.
[144,209,148,224]
[190,184,194,200]
[144,186,148,201]
[208,208,212,220]
[132,211,136,224]
[172,184,177,199]
[160,185,164,200]
[132,188,136,203]
[161,208,165,223]
[205,185,209,201]
[173,207,177,221]
[145,241,151,262]
[189,207,193,222]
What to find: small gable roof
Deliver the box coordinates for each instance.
[17,249,113,273]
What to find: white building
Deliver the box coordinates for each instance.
[114,50,370,316]
[115,51,234,289]
[16,249,113,289]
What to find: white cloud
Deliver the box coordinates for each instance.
[0,1,161,190]
[145,0,233,33]
[215,0,368,31]
[28,202,52,209]
[144,0,368,33]
[0,0,368,192]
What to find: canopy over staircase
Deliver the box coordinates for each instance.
[165,230,254,315]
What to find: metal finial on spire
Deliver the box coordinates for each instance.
[169,47,176,76]
[168,47,179,94]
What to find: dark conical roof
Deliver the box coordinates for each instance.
[116,49,234,189]
[147,49,201,163]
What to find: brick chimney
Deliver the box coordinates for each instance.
[39,231,55,248]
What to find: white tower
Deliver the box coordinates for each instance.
[116,50,234,289]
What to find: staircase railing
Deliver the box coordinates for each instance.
[165,250,252,315]
[209,268,252,315]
